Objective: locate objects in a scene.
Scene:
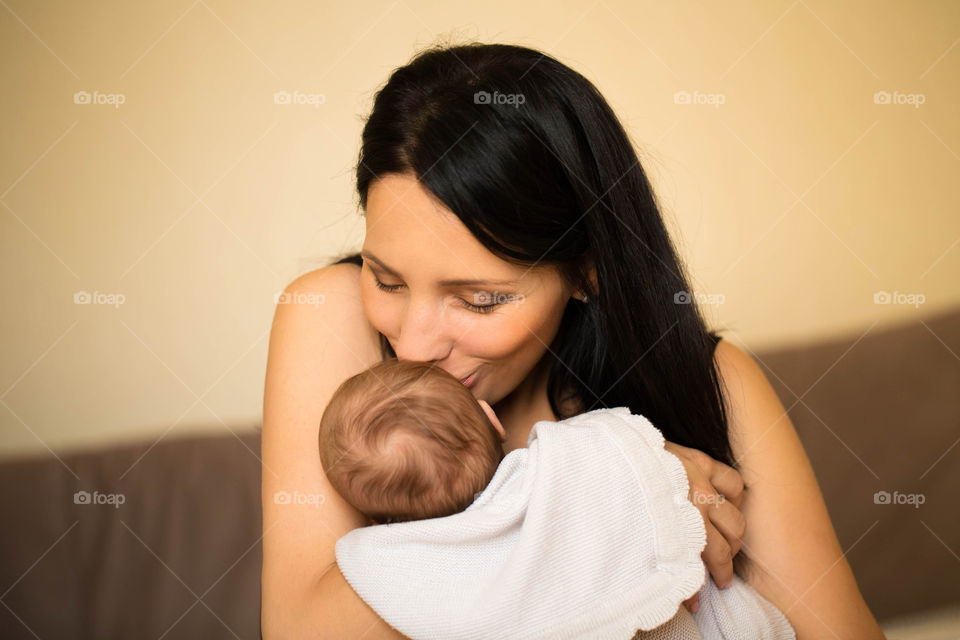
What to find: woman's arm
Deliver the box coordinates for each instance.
[713,339,885,639]
[283,564,410,639]
[261,264,407,639]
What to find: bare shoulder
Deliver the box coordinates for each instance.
[287,261,362,302]
[711,338,795,467]
[710,337,817,518]
[710,338,883,638]
[279,262,381,355]
[712,340,793,483]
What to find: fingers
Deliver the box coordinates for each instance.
[682,592,700,613]
[689,478,743,579]
[669,440,745,508]
[707,497,746,559]
[708,461,745,509]
[701,523,734,589]
[663,438,745,593]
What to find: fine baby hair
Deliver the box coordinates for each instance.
[319,359,504,525]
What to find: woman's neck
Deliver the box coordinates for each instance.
[493,353,560,454]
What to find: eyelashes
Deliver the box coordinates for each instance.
[372,277,500,314]
[372,278,401,293]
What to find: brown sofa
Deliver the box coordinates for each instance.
[2,306,958,639]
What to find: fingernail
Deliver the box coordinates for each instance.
[691,601,699,613]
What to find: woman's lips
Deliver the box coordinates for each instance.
[460,370,479,387]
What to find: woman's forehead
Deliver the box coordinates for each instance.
[365,181,508,276]
[365,173,447,219]
[363,174,562,287]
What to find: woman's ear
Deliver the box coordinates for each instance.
[477,400,507,442]
[574,255,598,302]
[585,257,598,294]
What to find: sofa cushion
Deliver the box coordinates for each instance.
[0,429,263,639]
[747,306,960,619]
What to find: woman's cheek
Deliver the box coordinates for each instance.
[473,314,531,359]
[457,318,500,354]
[360,286,396,337]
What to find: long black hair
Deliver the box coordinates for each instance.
[330,42,735,469]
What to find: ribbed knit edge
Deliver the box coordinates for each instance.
[527,408,709,638]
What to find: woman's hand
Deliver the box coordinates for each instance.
[663,440,747,614]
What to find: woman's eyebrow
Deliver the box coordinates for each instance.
[360,250,520,286]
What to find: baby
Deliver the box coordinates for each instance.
[319,358,507,526]
[322,358,797,640]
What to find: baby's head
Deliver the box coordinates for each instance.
[319,359,506,525]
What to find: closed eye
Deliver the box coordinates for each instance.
[372,277,500,314]
[373,277,402,293]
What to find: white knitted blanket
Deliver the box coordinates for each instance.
[335,406,795,639]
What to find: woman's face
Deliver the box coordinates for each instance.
[360,172,576,407]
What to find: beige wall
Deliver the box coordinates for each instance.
[1,1,957,457]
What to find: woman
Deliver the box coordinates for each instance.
[260,43,884,638]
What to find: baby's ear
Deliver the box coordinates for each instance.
[478,400,507,442]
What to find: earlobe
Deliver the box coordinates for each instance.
[477,399,507,441]
[577,256,598,302]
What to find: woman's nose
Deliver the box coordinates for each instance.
[392,299,450,363]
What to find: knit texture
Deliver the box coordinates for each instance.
[335,407,795,639]
[691,566,797,639]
